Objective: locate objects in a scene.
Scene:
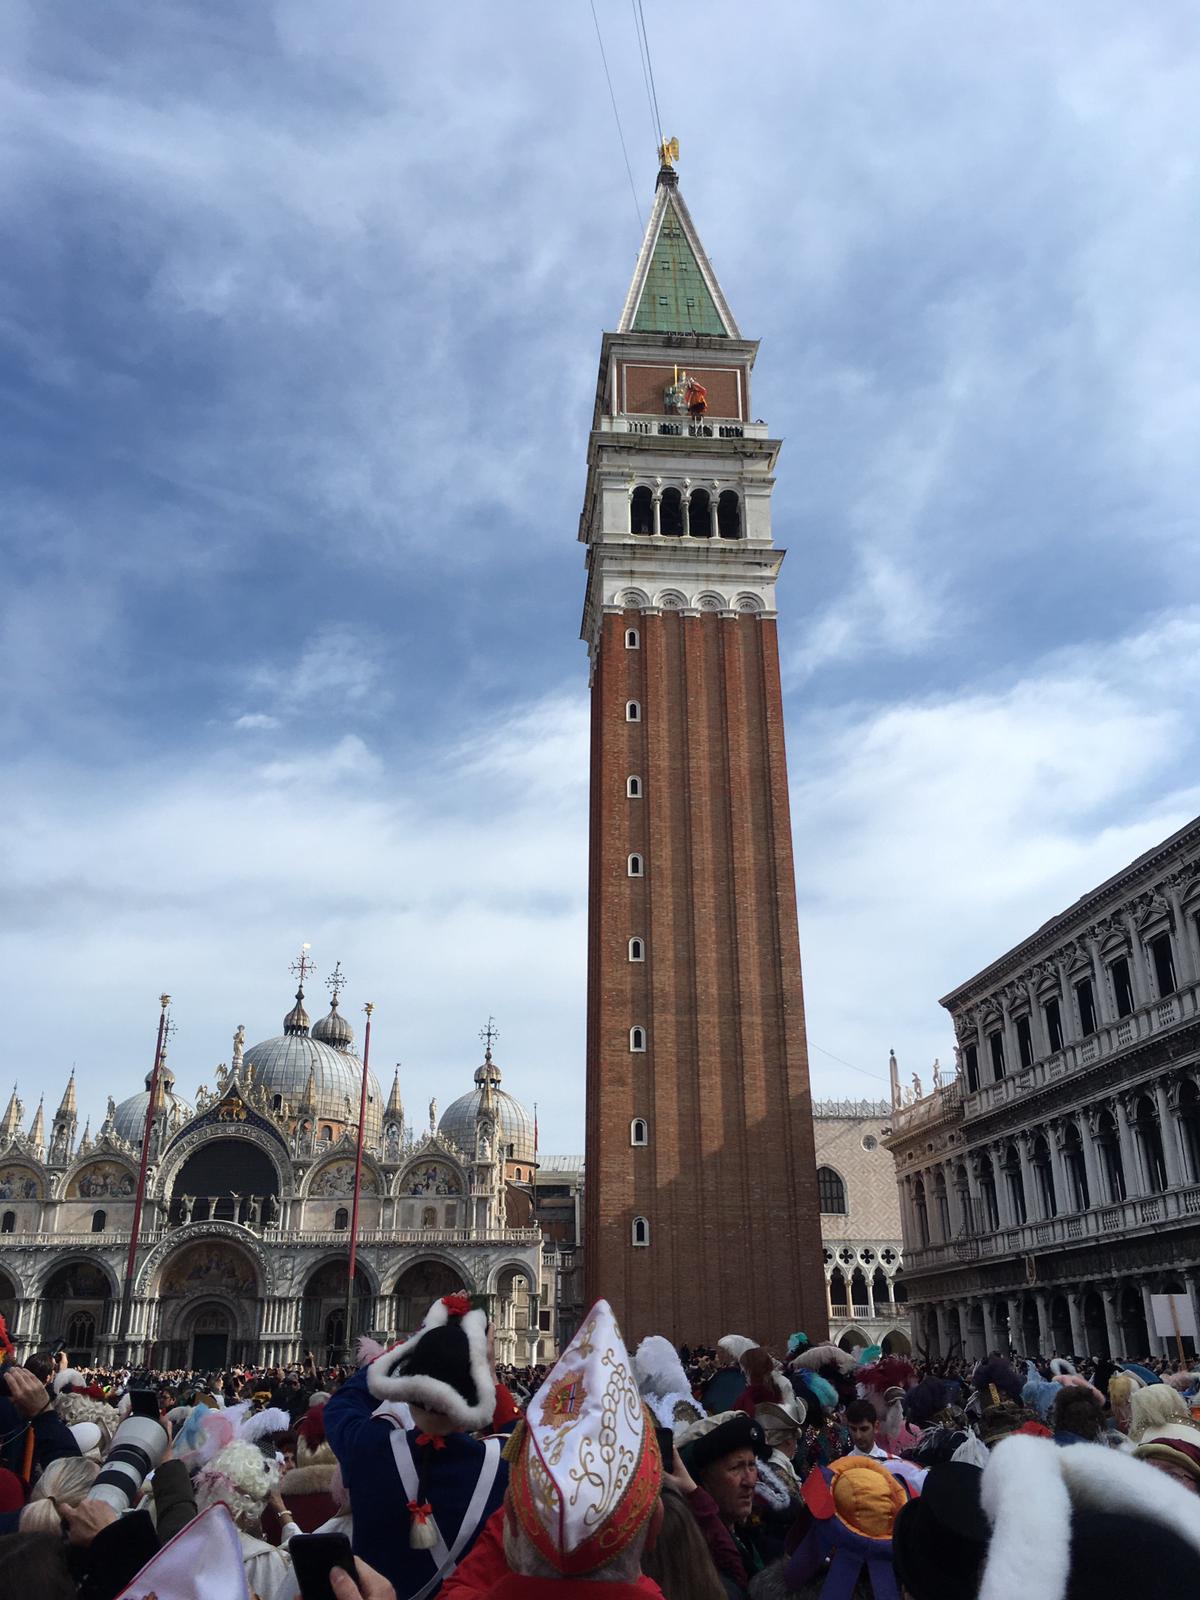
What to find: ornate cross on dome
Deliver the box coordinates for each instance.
[290,944,315,988]
[479,1016,499,1058]
[326,961,347,1003]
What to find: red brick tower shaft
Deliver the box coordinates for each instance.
[579,161,827,1348]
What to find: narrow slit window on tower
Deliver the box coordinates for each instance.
[626,775,642,798]
[630,1026,646,1052]
[632,1215,650,1246]
[717,489,741,539]
[625,628,640,649]
[630,487,654,536]
[629,937,645,962]
[631,1118,648,1146]
[628,853,643,877]
[625,701,641,722]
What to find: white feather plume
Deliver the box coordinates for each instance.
[634,1335,692,1400]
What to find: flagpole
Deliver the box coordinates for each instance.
[118,993,171,1365]
[343,1002,373,1366]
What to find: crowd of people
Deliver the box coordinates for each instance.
[1,1306,1199,1599]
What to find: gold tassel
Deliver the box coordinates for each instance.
[501,1419,526,1464]
[408,1501,439,1550]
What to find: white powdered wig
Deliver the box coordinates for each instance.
[634,1335,692,1401]
[978,1433,1200,1600]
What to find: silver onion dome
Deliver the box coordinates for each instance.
[438,1050,535,1164]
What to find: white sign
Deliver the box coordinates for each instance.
[1150,1292,1198,1340]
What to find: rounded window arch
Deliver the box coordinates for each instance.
[66,1310,95,1351]
[320,1126,334,1142]
[626,775,642,798]
[334,1206,349,1230]
[631,1118,648,1146]
[817,1166,847,1215]
[0,1211,13,1235]
[688,488,712,537]
[632,1215,650,1246]
[628,853,644,877]
[625,701,641,722]
[629,1026,646,1052]
[630,486,654,536]
[624,628,640,649]
[659,488,684,537]
[91,1209,106,1233]
[628,937,645,962]
[718,490,742,539]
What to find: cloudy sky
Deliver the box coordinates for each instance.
[3,2,1199,1152]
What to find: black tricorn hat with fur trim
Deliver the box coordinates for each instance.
[367,1293,496,1431]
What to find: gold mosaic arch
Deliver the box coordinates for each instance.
[0,1163,45,1202]
[66,1160,136,1200]
[306,1157,380,1198]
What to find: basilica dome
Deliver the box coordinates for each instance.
[243,987,382,1141]
[112,1062,194,1147]
[438,1050,535,1165]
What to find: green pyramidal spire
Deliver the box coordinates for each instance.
[618,163,740,339]
[632,196,728,336]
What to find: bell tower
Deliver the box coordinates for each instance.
[579,153,827,1346]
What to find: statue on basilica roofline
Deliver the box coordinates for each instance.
[911,1071,923,1101]
[429,1098,437,1134]
[232,1024,245,1066]
[932,1058,943,1091]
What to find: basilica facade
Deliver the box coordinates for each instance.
[0,979,545,1370]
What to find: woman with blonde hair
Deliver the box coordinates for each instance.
[194,1440,300,1600]
[1129,1382,1192,1442]
[19,1455,99,1532]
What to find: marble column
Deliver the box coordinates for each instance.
[1035,1292,1052,1354]
[1087,935,1112,1024]
[1018,1135,1040,1222]
[1102,1287,1122,1360]
[1123,913,1151,1007]
[1080,1115,1102,1211]
[1067,1291,1086,1358]
[1168,883,1197,984]
[1140,1282,1166,1359]
[1056,959,1078,1044]
[1154,1079,1183,1187]
[1006,1297,1022,1355]
[980,1298,999,1356]
[1114,1098,1141,1197]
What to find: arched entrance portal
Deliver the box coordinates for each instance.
[393,1261,466,1337]
[155,1241,261,1368]
[302,1261,372,1364]
[882,1328,912,1355]
[43,1262,112,1361]
[187,1302,233,1370]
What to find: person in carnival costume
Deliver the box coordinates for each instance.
[325,1292,506,1600]
[490,1298,664,1599]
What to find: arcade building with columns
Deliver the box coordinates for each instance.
[885,816,1200,1363]
[0,976,547,1370]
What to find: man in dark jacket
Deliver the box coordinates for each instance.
[0,1364,80,1515]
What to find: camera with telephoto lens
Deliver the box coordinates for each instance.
[87,1415,168,1511]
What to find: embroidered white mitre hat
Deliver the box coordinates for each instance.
[508,1299,662,1575]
